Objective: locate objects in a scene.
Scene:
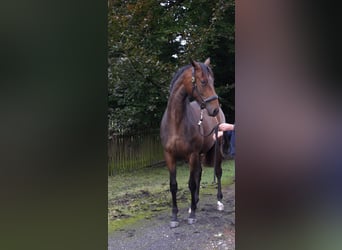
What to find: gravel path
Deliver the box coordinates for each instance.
[108,183,235,250]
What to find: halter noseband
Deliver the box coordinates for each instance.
[191,67,218,109]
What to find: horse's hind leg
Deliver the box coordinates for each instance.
[188,153,202,224]
[215,157,224,211]
[165,152,179,228]
[205,144,225,210]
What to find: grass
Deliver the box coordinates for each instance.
[108,160,235,233]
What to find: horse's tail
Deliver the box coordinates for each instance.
[202,141,220,167]
[204,135,232,167]
[203,149,214,167]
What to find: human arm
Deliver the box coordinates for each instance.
[218,123,235,132]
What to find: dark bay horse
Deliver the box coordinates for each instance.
[160,58,226,228]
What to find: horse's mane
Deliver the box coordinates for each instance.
[169,65,191,93]
[169,63,214,94]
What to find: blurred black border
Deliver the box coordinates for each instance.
[0,0,107,249]
[236,1,342,250]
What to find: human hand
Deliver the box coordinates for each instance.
[213,131,224,140]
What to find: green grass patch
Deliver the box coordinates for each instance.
[108,160,235,233]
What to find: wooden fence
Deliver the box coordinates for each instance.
[108,129,164,176]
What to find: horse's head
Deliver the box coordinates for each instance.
[186,58,220,116]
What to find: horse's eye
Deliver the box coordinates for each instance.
[201,80,207,85]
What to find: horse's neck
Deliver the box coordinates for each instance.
[167,83,189,126]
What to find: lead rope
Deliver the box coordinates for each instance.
[197,109,204,126]
[197,112,220,183]
[213,124,219,183]
[197,110,218,137]
[213,117,219,183]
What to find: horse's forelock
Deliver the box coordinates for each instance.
[199,63,213,78]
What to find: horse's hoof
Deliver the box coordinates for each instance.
[170,221,179,228]
[188,217,197,224]
[217,201,224,211]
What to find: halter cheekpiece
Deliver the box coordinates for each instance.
[191,67,218,110]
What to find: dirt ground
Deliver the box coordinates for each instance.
[108,183,235,250]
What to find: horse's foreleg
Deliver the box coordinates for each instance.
[165,153,179,228]
[188,153,202,224]
[170,170,179,227]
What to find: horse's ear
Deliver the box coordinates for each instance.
[204,57,211,66]
[190,58,199,68]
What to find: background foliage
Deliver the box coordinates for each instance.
[108,0,235,135]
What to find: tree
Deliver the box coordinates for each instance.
[108,0,235,135]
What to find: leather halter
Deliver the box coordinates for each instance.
[191,67,218,109]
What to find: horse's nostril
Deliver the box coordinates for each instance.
[213,108,219,116]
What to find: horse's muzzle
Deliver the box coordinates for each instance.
[201,95,219,116]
